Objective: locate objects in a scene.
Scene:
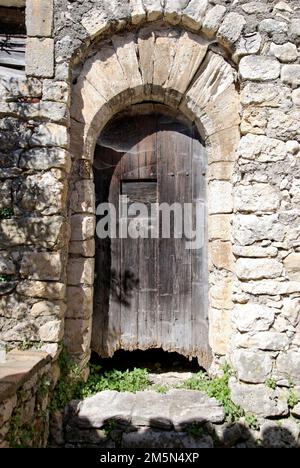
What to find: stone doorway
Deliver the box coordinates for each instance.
[66,25,239,371]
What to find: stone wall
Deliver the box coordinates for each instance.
[0,350,58,448]
[0,0,300,419]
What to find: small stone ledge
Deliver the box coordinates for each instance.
[0,349,51,402]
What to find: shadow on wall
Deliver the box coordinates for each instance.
[59,412,300,449]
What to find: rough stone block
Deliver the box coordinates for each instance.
[30,300,66,318]
[0,253,15,275]
[235,331,289,351]
[29,123,68,148]
[281,64,300,87]
[202,5,226,38]
[20,252,63,281]
[19,148,71,172]
[182,0,208,31]
[208,181,233,214]
[237,134,287,163]
[39,319,63,342]
[290,19,300,38]
[233,349,272,383]
[17,280,66,300]
[0,217,66,249]
[67,258,95,286]
[233,33,261,62]
[26,38,54,78]
[282,298,300,327]
[71,215,96,242]
[68,239,95,258]
[217,12,246,48]
[239,56,281,81]
[229,380,288,417]
[258,18,288,35]
[0,180,12,209]
[241,82,290,107]
[284,253,300,281]
[64,317,92,354]
[232,304,275,333]
[129,0,146,25]
[269,42,298,63]
[142,0,164,22]
[236,258,283,280]
[210,240,234,271]
[208,215,232,241]
[235,183,280,213]
[210,276,233,310]
[16,171,67,215]
[70,180,95,214]
[233,245,278,258]
[26,0,53,37]
[81,9,109,40]
[42,80,69,103]
[276,351,300,385]
[234,214,285,246]
[164,0,187,25]
[66,285,93,319]
[209,308,231,355]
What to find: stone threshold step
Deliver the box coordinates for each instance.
[65,388,225,431]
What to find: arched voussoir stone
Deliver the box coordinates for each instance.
[70,26,240,163]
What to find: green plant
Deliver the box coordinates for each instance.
[0,207,13,219]
[186,422,204,439]
[79,366,150,398]
[153,384,169,394]
[244,413,259,431]
[287,389,299,409]
[37,376,51,399]
[18,340,44,351]
[103,420,117,438]
[8,409,36,448]
[266,377,277,390]
[0,274,12,282]
[181,364,244,422]
[50,349,83,411]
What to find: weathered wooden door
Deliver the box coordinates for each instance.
[93,113,211,367]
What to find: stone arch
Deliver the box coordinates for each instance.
[66,24,240,368]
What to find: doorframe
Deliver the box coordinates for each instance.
[66,28,240,370]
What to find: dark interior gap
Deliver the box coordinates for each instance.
[90,348,202,374]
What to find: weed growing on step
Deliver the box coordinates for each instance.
[181,364,244,422]
[186,422,204,439]
[103,420,117,438]
[244,413,259,431]
[79,365,151,398]
[152,384,169,394]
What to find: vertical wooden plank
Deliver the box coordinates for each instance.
[92,145,123,357]
[157,117,178,351]
[173,121,192,355]
[191,130,211,365]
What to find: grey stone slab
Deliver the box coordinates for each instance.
[75,391,135,428]
[131,391,172,429]
[166,389,225,428]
